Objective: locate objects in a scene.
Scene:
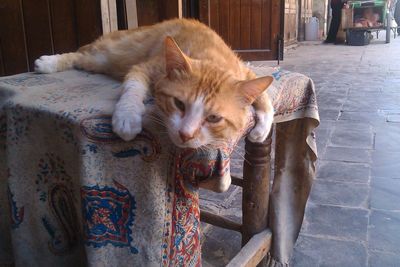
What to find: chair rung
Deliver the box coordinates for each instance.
[226,229,272,267]
[231,175,243,187]
[200,210,242,232]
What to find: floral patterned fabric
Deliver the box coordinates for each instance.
[0,66,319,267]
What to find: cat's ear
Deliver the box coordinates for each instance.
[165,36,191,78]
[238,76,274,104]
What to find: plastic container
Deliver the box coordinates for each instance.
[346,29,371,45]
[305,17,319,41]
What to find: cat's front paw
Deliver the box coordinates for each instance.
[112,102,144,141]
[248,111,273,143]
[34,55,59,73]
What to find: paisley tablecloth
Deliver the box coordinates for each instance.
[0,66,319,267]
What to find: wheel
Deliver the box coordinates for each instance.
[386,12,391,43]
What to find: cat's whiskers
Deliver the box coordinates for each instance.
[232,141,249,156]
[200,141,249,164]
[144,113,168,128]
[211,137,251,164]
[144,118,166,126]
[231,149,249,164]
[144,113,165,122]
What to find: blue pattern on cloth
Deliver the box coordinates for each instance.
[81,180,138,254]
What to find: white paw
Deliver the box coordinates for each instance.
[34,55,59,73]
[112,101,145,141]
[248,111,273,143]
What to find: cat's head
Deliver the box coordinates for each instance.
[154,37,273,149]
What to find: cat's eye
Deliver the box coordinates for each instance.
[206,114,222,123]
[174,98,185,112]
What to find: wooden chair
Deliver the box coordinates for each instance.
[200,132,273,267]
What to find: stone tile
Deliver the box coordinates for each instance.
[219,189,242,222]
[201,225,241,267]
[310,180,368,208]
[291,235,367,267]
[374,93,400,102]
[381,85,400,93]
[202,260,215,267]
[316,134,328,155]
[318,109,340,121]
[199,186,239,207]
[302,203,368,241]
[230,159,244,177]
[349,84,383,92]
[338,111,385,124]
[315,120,335,138]
[316,86,348,96]
[374,124,400,152]
[342,97,380,112]
[199,200,223,214]
[379,108,400,116]
[329,122,373,149]
[369,251,400,267]
[315,121,335,156]
[386,114,400,122]
[317,160,370,183]
[347,91,382,98]
[370,177,400,211]
[317,118,337,129]
[371,151,400,178]
[317,92,346,110]
[368,210,400,253]
[321,147,371,163]
[343,95,400,111]
[316,141,328,158]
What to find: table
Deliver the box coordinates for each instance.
[0,66,319,267]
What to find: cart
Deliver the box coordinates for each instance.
[342,0,396,44]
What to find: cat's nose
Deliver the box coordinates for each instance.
[179,131,194,143]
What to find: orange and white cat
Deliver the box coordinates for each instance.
[34,19,274,149]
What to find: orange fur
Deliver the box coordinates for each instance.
[35,18,274,147]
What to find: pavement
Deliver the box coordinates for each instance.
[201,35,400,267]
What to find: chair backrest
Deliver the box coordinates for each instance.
[200,132,273,267]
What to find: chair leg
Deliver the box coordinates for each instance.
[242,132,272,266]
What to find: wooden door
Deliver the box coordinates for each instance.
[0,0,103,76]
[135,0,181,26]
[297,0,313,41]
[284,0,298,45]
[198,0,283,61]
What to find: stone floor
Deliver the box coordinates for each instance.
[201,36,400,266]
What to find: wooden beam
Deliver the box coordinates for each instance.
[198,0,209,24]
[125,0,138,29]
[100,0,118,33]
[178,0,183,18]
[108,0,118,31]
[226,229,272,267]
[231,175,243,187]
[242,133,272,266]
[101,0,111,33]
[200,210,242,232]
